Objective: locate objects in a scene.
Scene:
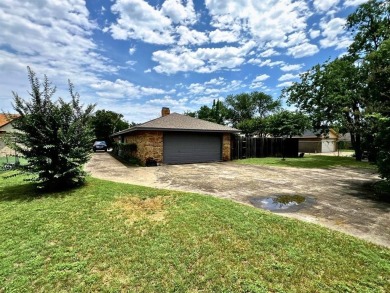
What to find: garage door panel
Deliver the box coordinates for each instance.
[164,133,222,164]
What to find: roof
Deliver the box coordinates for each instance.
[0,114,20,128]
[111,112,240,136]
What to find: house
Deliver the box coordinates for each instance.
[0,114,20,156]
[111,107,240,165]
[293,129,338,153]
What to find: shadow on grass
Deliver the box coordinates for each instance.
[0,180,84,202]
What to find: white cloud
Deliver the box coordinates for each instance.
[152,42,256,74]
[319,17,351,49]
[91,79,172,99]
[344,0,367,7]
[309,29,321,39]
[209,29,239,43]
[129,46,136,55]
[280,63,303,71]
[313,0,340,13]
[253,74,270,82]
[109,0,174,44]
[278,73,299,81]
[205,0,312,48]
[176,26,208,45]
[248,58,284,68]
[277,81,294,88]
[161,0,197,24]
[260,49,280,58]
[287,42,319,58]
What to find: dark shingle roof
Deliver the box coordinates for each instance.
[111,113,240,136]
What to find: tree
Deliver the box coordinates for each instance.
[8,67,95,190]
[90,110,129,145]
[225,91,280,128]
[346,0,390,57]
[184,99,229,125]
[283,57,367,160]
[225,93,256,127]
[265,111,310,138]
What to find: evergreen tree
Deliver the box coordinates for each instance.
[8,67,95,190]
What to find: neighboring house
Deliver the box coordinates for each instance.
[111,107,240,165]
[293,129,338,153]
[0,114,20,156]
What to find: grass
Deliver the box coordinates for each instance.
[236,155,377,169]
[0,174,389,292]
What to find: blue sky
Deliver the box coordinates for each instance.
[0,0,366,123]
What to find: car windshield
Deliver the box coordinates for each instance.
[94,141,106,146]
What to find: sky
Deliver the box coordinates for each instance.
[0,0,367,123]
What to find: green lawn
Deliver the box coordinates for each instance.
[236,155,377,169]
[1,174,389,292]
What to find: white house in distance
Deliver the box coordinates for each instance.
[0,114,19,156]
[293,129,339,153]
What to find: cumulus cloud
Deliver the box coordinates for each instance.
[152,41,256,74]
[176,26,208,45]
[319,17,351,49]
[278,73,299,81]
[260,48,280,58]
[277,81,294,88]
[344,0,367,7]
[108,0,174,44]
[287,42,319,58]
[91,79,173,98]
[280,63,304,71]
[161,0,197,24]
[209,29,239,43]
[312,0,340,13]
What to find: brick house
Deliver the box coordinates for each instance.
[0,114,20,156]
[111,107,240,165]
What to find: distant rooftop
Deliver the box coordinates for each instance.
[0,114,20,128]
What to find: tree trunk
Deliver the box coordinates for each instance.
[351,132,362,161]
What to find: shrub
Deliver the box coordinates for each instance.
[7,67,95,190]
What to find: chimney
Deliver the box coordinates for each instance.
[161,107,170,117]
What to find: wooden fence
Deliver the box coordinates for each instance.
[231,136,299,159]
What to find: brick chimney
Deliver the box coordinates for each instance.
[161,107,170,117]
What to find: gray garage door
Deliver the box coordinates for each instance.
[163,132,222,164]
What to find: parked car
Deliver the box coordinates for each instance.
[93,141,107,152]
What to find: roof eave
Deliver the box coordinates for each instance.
[111,127,240,136]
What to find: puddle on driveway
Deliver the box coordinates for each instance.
[250,194,315,212]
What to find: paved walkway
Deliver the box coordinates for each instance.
[85,153,390,248]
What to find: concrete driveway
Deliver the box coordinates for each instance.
[85,152,390,248]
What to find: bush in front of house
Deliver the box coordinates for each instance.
[111,142,139,165]
[7,67,95,190]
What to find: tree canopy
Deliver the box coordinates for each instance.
[90,110,129,145]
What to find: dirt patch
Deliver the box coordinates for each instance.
[86,153,390,248]
[111,196,169,225]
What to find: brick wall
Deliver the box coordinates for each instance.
[222,133,231,161]
[123,131,163,165]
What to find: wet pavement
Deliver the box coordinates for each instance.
[85,152,390,248]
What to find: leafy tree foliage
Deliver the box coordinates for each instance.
[185,99,229,125]
[90,110,129,145]
[9,67,95,190]
[265,111,310,138]
[283,57,367,159]
[283,0,390,181]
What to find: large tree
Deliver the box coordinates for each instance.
[185,99,229,125]
[90,110,129,145]
[9,67,95,189]
[225,91,280,129]
[283,57,367,160]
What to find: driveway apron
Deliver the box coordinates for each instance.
[85,152,390,248]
